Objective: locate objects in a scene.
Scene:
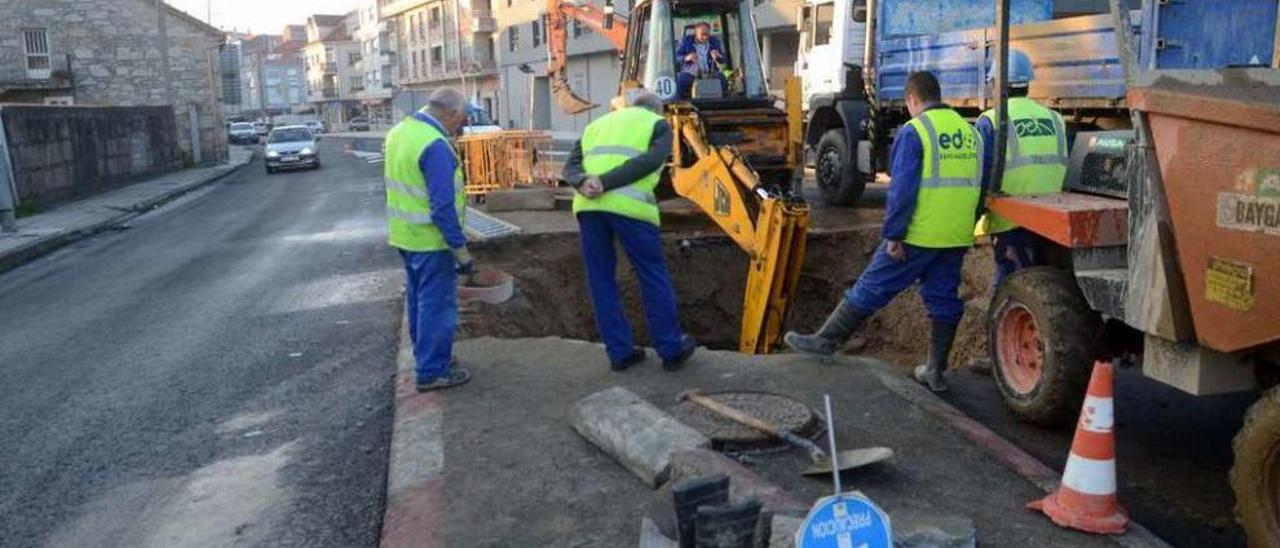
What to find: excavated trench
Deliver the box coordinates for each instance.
[460,227,994,368]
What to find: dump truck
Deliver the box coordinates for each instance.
[546,0,810,354]
[802,0,1280,542]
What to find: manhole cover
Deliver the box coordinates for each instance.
[670,391,821,452]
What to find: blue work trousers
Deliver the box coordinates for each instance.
[844,242,968,325]
[401,249,457,383]
[991,228,1045,287]
[577,212,686,362]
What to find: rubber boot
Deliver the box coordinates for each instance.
[783,300,866,356]
[694,499,762,548]
[913,320,958,392]
[672,474,730,548]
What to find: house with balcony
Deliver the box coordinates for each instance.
[349,0,399,125]
[304,13,362,129]
[378,0,499,121]
[0,0,227,165]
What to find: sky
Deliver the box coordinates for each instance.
[166,0,360,35]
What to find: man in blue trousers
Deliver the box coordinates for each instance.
[385,88,474,391]
[784,71,983,392]
[562,89,697,372]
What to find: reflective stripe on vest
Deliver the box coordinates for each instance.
[904,109,983,248]
[981,98,1068,233]
[384,116,467,251]
[573,107,665,226]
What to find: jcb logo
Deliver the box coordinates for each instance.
[938,128,976,150]
[1014,118,1058,138]
[714,183,731,216]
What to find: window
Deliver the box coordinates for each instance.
[813,3,834,47]
[350,76,363,90]
[429,7,442,28]
[508,26,519,51]
[412,51,419,78]
[417,12,426,40]
[22,28,50,79]
[531,19,541,47]
[572,20,593,38]
[431,46,443,66]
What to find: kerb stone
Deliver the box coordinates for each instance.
[571,387,710,488]
[483,187,557,212]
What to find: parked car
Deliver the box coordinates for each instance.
[305,120,325,134]
[347,117,371,132]
[228,122,259,144]
[264,125,320,173]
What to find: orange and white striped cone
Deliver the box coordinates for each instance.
[1028,360,1130,534]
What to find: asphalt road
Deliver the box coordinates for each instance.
[942,364,1258,547]
[0,142,401,548]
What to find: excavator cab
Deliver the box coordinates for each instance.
[621,0,769,103]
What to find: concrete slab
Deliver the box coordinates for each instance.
[417,337,1120,547]
[571,387,712,488]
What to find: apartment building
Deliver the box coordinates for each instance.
[494,0,802,134]
[304,13,362,128]
[379,0,500,120]
[349,0,397,124]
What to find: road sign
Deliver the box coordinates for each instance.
[795,492,892,548]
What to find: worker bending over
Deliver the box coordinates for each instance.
[562,90,698,372]
[785,71,982,392]
[385,88,475,391]
[978,50,1068,285]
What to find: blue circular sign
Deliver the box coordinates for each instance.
[796,492,892,548]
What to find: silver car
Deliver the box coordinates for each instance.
[264,125,320,173]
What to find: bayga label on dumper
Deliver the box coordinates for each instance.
[1217,168,1280,236]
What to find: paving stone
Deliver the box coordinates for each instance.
[483,187,557,212]
[571,387,710,488]
[639,517,679,548]
[892,511,976,548]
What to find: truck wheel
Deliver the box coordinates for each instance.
[988,267,1099,426]
[1232,387,1280,547]
[815,129,865,207]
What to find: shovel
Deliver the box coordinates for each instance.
[677,390,892,476]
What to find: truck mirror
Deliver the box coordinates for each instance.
[852,0,867,23]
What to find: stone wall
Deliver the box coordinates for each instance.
[0,0,227,166]
[1,105,181,209]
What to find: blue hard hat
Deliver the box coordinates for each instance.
[987,49,1035,86]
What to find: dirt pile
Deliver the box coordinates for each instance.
[462,229,994,369]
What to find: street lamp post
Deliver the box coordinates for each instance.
[518,63,534,131]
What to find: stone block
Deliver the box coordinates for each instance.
[571,387,710,488]
[639,517,679,548]
[768,515,804,548]
[483,187,557,212]
[668,448,809,516]
[892,511,976,548]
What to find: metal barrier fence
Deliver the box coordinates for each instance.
[456,130,563,197]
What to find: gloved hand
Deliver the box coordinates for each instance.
[452,246,477,281]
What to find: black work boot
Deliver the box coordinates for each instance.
[783,300,866,356]
[610,347,646,372]
[913,321,959,392]
[663,335,697,372]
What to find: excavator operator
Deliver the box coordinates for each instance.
[675,22,730,99]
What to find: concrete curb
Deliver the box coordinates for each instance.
[864,360,1173,548]
[380,310,445,548]
[0,154,252,274]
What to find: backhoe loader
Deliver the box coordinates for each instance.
[546,0,809,354]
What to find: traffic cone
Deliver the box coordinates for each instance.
[1028,360,1130,534]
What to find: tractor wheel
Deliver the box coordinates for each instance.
[988,267,1100,426]
[1232,386,1280,547]
[814,129,865,207]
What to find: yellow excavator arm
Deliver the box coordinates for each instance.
[667,80,809,353]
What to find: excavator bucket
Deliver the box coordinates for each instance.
[550,69,596,114]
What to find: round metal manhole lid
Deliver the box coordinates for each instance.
[670,391,820,452]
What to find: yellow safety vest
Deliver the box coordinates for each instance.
[572,107,665,226]
[980,98,1068,234]
[384,116,466,251]
[903,108,984,248]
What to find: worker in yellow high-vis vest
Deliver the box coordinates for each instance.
[977,50,1068,285]
[786,71,983,393]
[562,90,696,372]
[385,88,474,392]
